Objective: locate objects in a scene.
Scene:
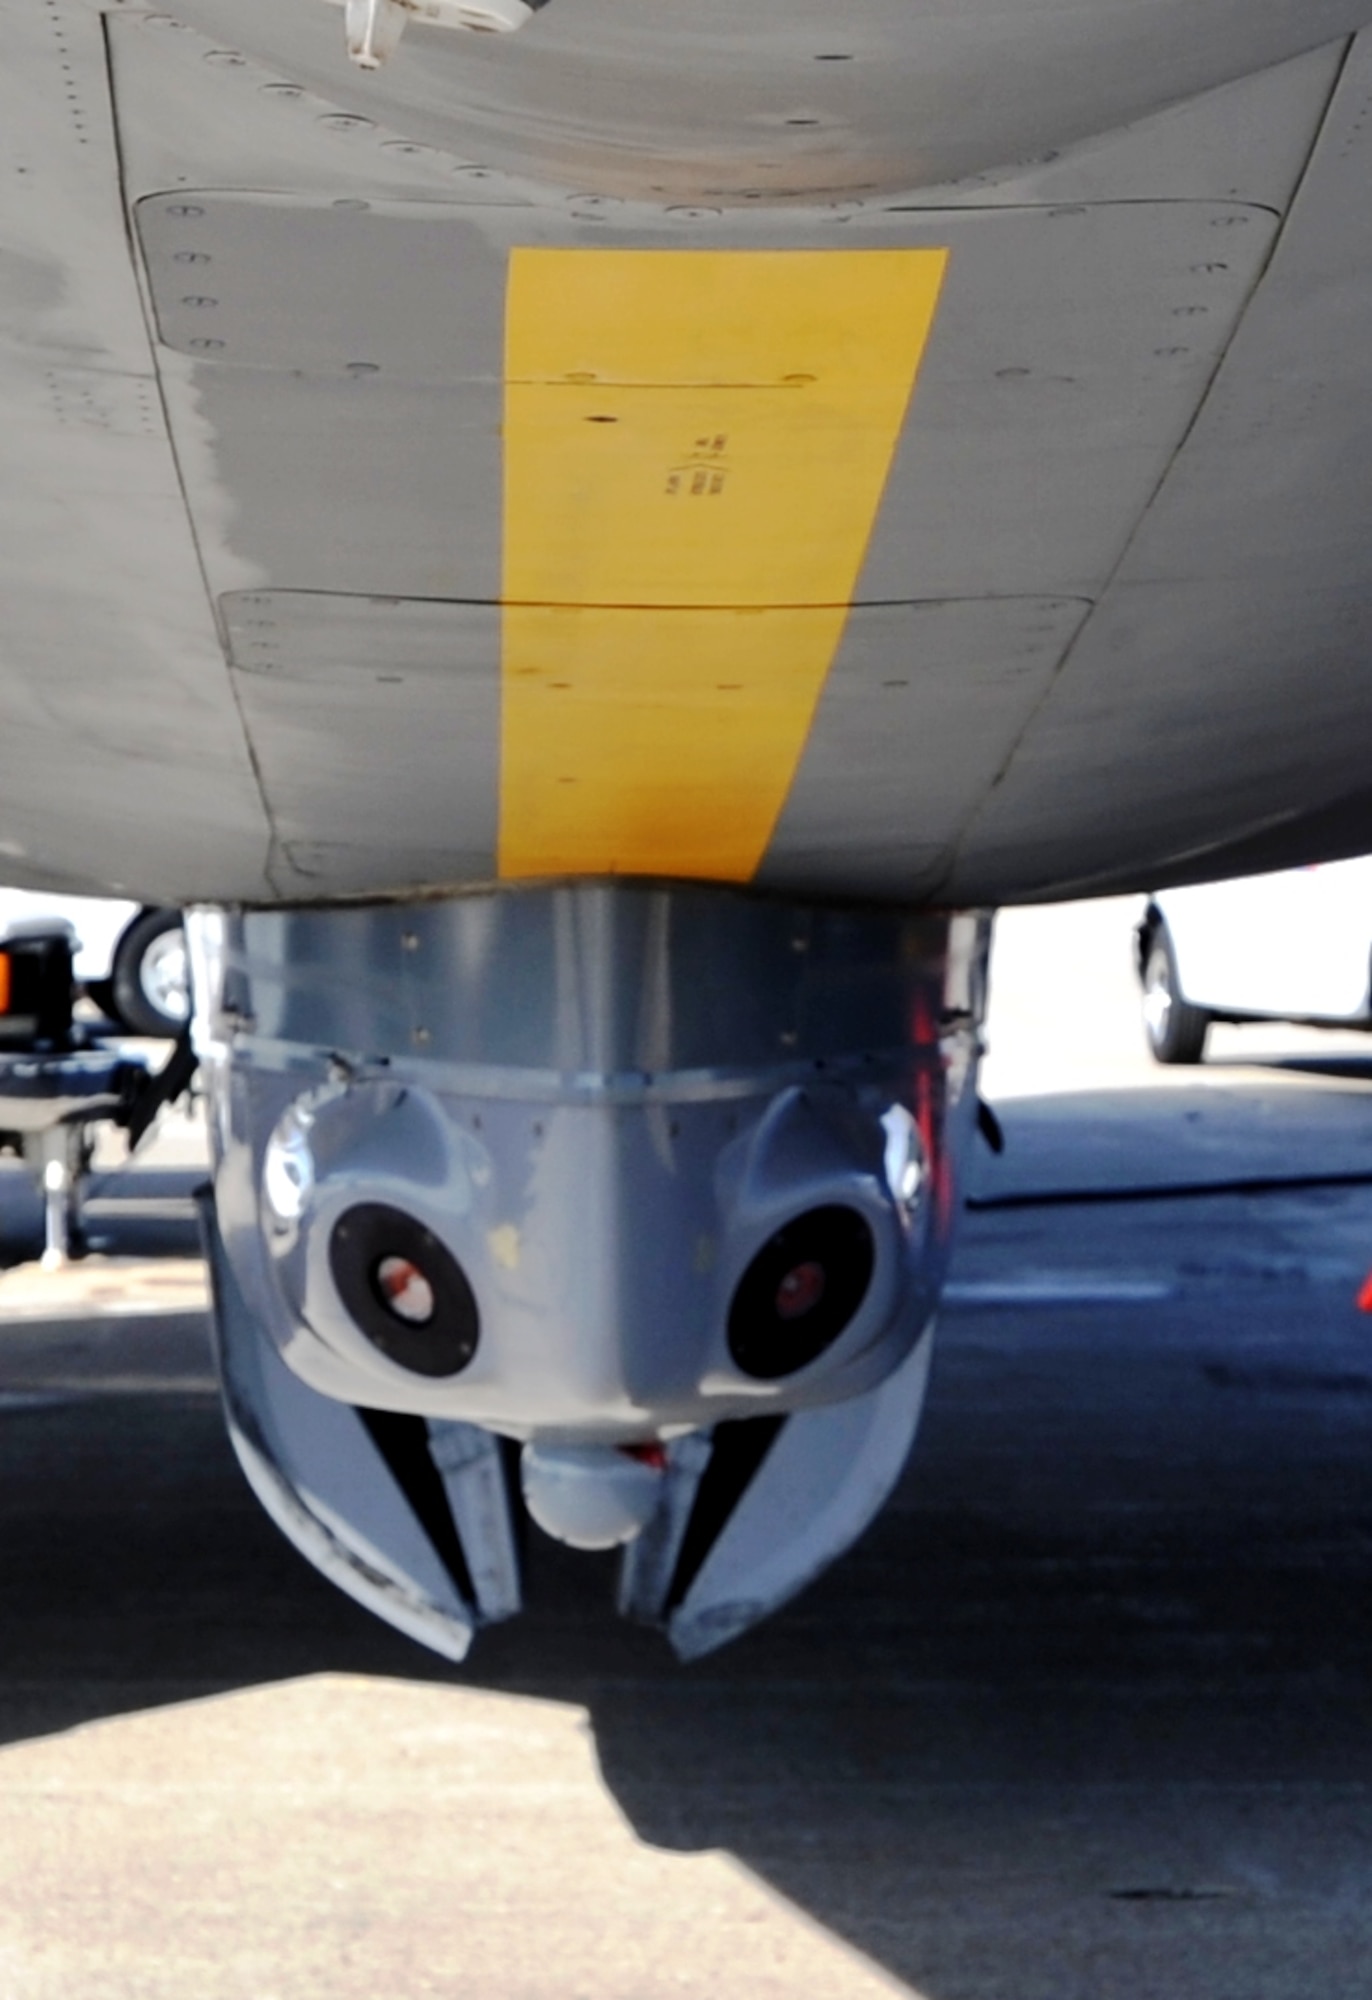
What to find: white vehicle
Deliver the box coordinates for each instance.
[0,892,187,1039]
[1138,858,1372,1062]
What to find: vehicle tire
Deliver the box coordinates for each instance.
[110,909,190,1038]
[84,976,118,1024]
[1141,922,1209,1064]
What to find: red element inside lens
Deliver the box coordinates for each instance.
[619,1443,668,1471]
[775,1260,826,1321]
[375,1254,436,1325]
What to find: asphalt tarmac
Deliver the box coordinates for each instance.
[1,902,1371,1999]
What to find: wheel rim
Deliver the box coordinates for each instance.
[1142,950,1172,1046]
[139,928,190,1025]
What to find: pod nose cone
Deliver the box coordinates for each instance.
[520,1440,665,1549]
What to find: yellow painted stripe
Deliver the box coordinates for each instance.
[499,247,947,882]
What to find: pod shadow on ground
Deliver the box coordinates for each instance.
[1,1082,1371,1997]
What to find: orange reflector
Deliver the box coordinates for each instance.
[0,952,9,1016]
[1357,1270,1372,1312]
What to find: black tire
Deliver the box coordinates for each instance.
[1141,922,1209,1065]
[110,909,189,1038]
[83,976,118,1025]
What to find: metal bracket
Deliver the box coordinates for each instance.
[323,0,537,71]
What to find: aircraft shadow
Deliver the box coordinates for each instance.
[2,1083,1371,1995]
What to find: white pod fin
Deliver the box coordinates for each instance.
[203,1195,521,1660]
[620,1333,934,1660]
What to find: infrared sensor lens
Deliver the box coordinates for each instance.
[728,1205,874,1378]
[329,1203,479,1377]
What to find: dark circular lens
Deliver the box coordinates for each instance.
[728,1205,875,1379]
[329,1203,479,1377]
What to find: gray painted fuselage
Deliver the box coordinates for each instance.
[1,1,1371,904]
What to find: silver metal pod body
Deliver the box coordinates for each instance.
[190,886,983,1443]
[189,885,986,1659]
